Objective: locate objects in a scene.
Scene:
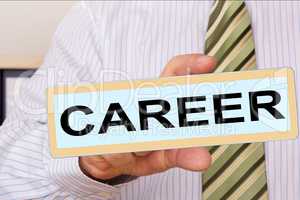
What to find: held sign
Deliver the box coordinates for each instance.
[48,68,298,157]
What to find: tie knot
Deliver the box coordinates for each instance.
[205,0,255,72]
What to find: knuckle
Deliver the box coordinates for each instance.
[154,151,172,172]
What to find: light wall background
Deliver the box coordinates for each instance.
[0,1,74,68]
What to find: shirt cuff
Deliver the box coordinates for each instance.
[48,156,120,199]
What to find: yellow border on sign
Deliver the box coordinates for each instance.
[47,68,298,157]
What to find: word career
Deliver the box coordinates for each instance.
[61,90,284,136]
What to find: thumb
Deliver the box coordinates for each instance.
[161,54,216,77]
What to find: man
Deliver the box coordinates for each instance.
[0,1,299,200]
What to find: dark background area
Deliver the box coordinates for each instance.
[0,70,34,125]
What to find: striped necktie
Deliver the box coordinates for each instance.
[202,1,269,200]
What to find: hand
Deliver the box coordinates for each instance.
[79,54,216,182]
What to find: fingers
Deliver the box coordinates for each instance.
[80,153,137,180]
[80,147,211,180]
[126,150,171,176]
[128,148,211,176]
[160,54,216,77]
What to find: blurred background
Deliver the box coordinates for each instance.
[0,1,74,123]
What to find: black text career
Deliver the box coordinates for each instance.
[60,90,285,136]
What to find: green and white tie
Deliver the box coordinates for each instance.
[202,1,269,199]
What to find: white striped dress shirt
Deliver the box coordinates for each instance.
[0,1,299,199]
